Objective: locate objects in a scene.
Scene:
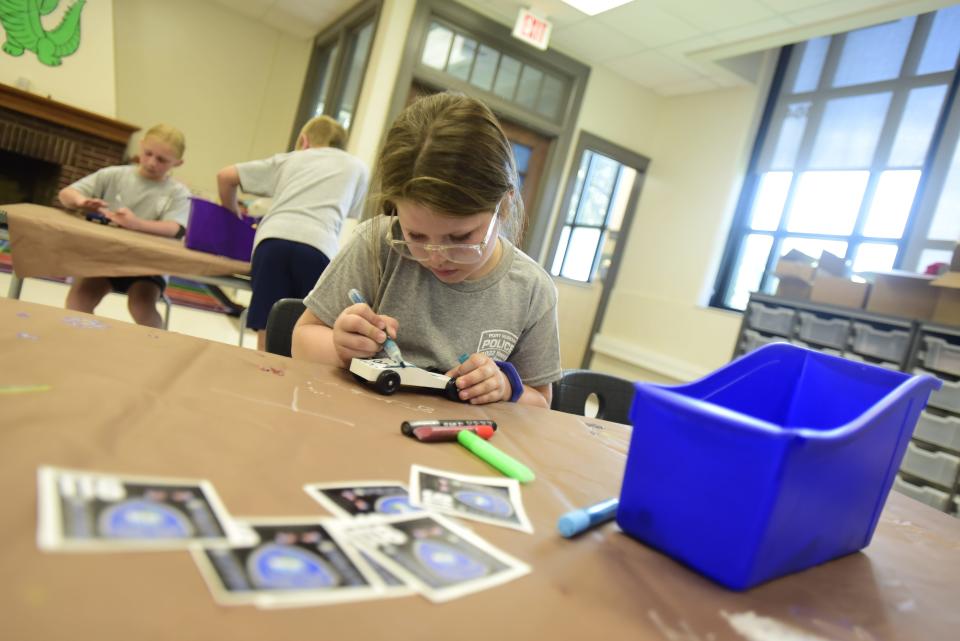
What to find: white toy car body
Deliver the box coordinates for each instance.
[349,358,461,400]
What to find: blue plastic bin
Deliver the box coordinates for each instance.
[617,343,941,590]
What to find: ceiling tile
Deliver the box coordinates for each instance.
[758,0,837,12]
[604,49,705,88]
[551,19,646,63]
[212,0,275,20]
[654,0,778,33]
[595,3,703,48]
[714,15,795,43]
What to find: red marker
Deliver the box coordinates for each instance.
[401,420,497,442]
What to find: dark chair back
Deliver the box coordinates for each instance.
[265,298,307,357]
[551,369,636,425]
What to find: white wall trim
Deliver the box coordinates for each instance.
[591,334,709,382]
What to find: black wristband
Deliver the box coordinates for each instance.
[495,360,523,403]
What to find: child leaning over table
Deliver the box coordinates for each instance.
[216,115,369,351]
[291,93,561,409]
[58,123,191,329]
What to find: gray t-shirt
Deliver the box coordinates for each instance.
[304,217,562,388]
[69,165,191,226]
[236,147,368,259]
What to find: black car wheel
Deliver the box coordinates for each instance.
[444,378,462,402]
[375,370,401,395]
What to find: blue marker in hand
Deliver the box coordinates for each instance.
[348,288,404,365]
[558,498,619,538]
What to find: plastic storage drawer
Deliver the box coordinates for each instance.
[922,371,960,414]
[797,312,849,349]
[851,323,911,363]
[741,329,788,354]
[746,303,795,336]
[618,343,941,590]
[900,442,960,489]
[923,336,960,377]
[893,476,951,511]
[955,496,960,518]
[913,411,960,453]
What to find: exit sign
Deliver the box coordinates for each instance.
[512,8,552,51]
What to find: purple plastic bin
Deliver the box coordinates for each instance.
[184,197,256,262]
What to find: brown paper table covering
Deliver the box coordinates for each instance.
[2,203,250,279]
[1,297,959,641]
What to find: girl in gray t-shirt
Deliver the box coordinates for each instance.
[293,94,561,409]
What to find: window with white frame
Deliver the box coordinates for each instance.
[712,6,960,311]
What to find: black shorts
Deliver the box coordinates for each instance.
[108,276,166,294]
[247,238,330,330]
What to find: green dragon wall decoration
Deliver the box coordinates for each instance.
[0,0,86,67]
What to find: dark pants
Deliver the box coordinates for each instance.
[247,238,330,330]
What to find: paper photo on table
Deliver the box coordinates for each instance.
[408,465,533,534]
[36,466,255,551]
[337,512,530,603]
[191,517,394,608]
[303,480,421,519]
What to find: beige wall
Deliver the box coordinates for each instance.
[592,83,765,381]
[0,0,116,116]
[112,0,311,196]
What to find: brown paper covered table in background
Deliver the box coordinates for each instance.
[2,297,959,641]
[2,203,249,279]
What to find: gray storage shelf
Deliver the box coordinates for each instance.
[734,292,959,517]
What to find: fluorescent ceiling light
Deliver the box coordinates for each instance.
[561,0,634,16]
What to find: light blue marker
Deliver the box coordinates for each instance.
[557,498,619,538]
[348,288,404,365]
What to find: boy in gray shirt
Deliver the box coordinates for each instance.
[218,115,368,350]
[58,124,191,328]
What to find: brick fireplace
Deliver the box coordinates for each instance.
[0,83,138,207]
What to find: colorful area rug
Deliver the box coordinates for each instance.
[0,238,244,317]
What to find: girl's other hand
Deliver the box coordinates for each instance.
[332,303,399,365]
[445,353,509,405]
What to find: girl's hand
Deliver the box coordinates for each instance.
[105,207,141,231]
[332,303,399,366]
[445,353,510,405]
[79,197,108,211]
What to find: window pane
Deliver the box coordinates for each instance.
[470,44,498,91]
[607,167,636,232]
[537,74,564,119]
[888,85,947,167]
[727,234,773,310]
[512,142,532,175]
[749,171,792,231]
[832,17,915,88]
[786,171,869,235]
[447,34,477,81]
[566,152,590,223]
[929,138,960,241]
[334,21,374,129]
[778,237,848,264]
[577,154,619,226]
[493,55,522,100]
[852,243,898,272]
[515,65,544,110]
[917,248,954,273]
[769,102,809,169]
[559,227,601,282]
[551,226,571,275]
[917,5,960,75]
[422,23,453,70]
[312,43,339,116]
[809,93,891,169]
[862,170,921,238]
[791,37,829,93]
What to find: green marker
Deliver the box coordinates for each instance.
[457,429,535,483]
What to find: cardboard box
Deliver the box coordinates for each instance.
[865,271,940,320]
[810,274,870,308]
[773,250,868,308]
[931,271,960,326]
